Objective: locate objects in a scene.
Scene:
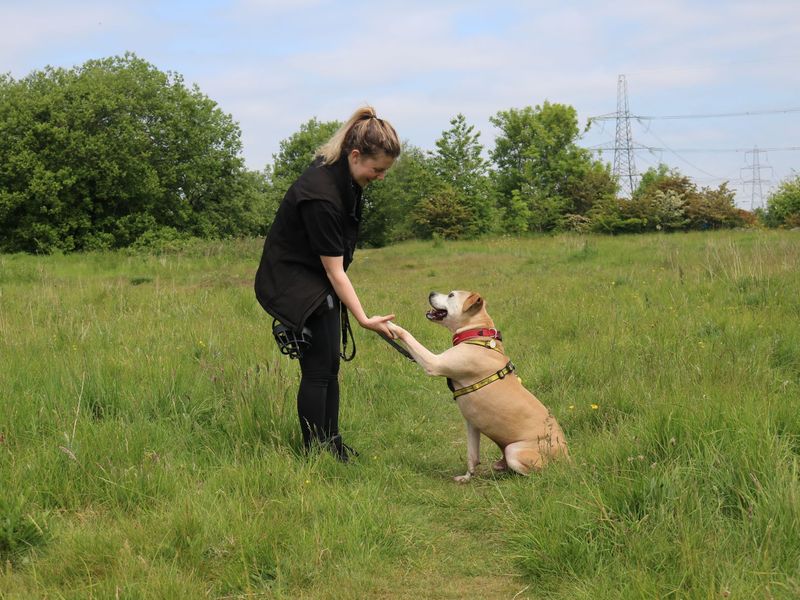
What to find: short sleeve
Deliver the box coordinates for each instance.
[299,200,345,256]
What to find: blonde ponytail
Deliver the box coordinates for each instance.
[316,106,401,165]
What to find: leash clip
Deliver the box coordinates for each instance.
[499,361,516,379]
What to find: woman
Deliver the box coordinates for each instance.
[255,106,400,461]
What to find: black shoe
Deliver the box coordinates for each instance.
[327,434,359,463]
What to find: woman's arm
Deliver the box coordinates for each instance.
[320,255,396,338]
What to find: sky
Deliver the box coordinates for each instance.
[2,0,799,209]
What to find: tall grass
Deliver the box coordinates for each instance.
[1,232,799,598]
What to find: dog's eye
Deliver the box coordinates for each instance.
[448,292,454,298]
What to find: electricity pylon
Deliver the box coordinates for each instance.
[741,147,772,210]
[613,74,638,197]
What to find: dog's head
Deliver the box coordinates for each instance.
[426,290,492,332]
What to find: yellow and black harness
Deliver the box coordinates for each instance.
[446,338,517,400]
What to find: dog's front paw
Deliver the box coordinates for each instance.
[386,321,407,339]
[453,473,472,484]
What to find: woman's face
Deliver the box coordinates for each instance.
[348,150,395,188]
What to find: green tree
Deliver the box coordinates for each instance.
[0,53,258,253]
[428,113,496,235]
[764,175,800,228]
[633,164,673,199]
[490,102,615,231]
[489,106,539,200]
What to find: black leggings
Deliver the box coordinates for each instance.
[297,302,340,448]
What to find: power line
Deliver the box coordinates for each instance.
[664,146,800,153]
[589,107,800,122]
[642,126,722,180]
[589,145,800,154]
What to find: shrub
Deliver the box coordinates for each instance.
[411,185,472,239]
[764,176,800,228]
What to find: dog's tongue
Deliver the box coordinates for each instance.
[426,309,447,321]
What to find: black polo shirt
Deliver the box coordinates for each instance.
[301,197,351,257]
[254,157,362,332]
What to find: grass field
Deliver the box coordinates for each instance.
[1,231,799,599]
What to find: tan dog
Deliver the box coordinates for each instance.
[388,291,568,482]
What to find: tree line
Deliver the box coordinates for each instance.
[1,54,797,254]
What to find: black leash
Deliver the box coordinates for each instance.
[339,302,413,362]
[340,303,356,361]
[377,331,415,362]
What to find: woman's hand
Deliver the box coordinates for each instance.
[358,314,397,338]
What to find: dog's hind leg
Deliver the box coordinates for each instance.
[503,441,544,476]
[492,457,508,472]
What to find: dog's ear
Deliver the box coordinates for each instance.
[462,293,483,314]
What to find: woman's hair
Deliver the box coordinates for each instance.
[316,106,401,165]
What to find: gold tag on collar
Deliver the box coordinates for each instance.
[488,339,497,348]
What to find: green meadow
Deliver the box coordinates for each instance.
[1,231,799,599]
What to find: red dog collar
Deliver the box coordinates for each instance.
[452,328,502,346]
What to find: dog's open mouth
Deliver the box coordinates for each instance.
[426,308,448,321]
